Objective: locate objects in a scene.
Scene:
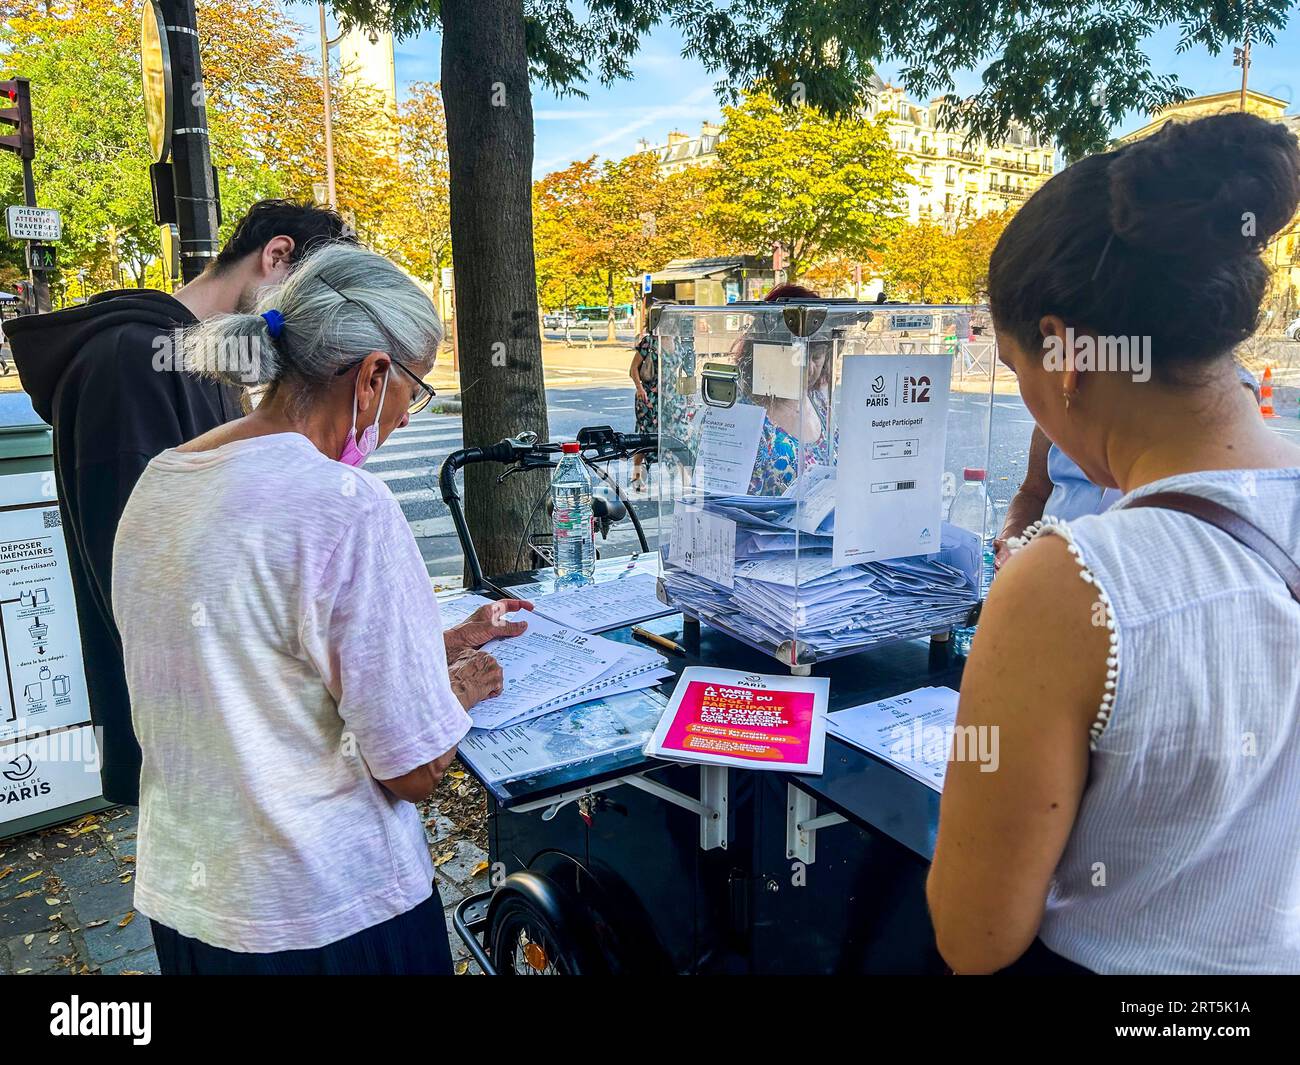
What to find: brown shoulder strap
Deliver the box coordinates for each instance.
[1123,490,1300,604]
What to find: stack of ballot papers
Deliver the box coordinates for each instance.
[437,594,673,731]
[825,686,962,792]
[661,489,980,660]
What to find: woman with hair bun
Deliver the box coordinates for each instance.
[111,243,530,974]
[926,112,1300,975]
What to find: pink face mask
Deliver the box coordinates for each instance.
[338,369,390,468]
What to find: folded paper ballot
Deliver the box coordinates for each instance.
[663,486,981,660]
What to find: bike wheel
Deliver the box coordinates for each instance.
[488,894,585,976]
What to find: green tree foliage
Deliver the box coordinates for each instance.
[879,219,967,303]
[532,152,725,333]
[0,0,451,299]
[879,209,1018,303]
[328,1,1288,160]
[706,90,910,281]
[390,82,452,289]
[532,159,608,314]
[0,1,155,290]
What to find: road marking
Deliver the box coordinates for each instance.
[409,515,456,537]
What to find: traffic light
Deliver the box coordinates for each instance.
[0,77,34,160]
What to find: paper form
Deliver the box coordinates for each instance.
[528,572,672,633]
[692,402,767,494]
[825,686,963,792]
[460,688,669,786]
[833,355,952,566]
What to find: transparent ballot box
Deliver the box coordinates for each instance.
[651,300,997,672]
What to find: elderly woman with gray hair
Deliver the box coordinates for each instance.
[111,243,530,975]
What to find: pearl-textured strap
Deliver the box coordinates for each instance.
[1006,516,1119,751]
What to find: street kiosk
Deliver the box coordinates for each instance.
[440,301,998,974]
[0,393,106,840]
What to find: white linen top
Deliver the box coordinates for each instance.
[112,432,471,952]
[1020,468,1300,974]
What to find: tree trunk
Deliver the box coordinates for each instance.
[441,0,550,579]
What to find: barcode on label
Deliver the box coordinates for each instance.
[896,480,916,490]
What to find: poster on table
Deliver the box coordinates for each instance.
[833,354,952,566]
[0,472,100,831]
[645,666,829,773]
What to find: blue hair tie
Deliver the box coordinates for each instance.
[261,309,285,339]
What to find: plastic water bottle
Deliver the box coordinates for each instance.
[948,468,998,656]
[949,467,998,539]
[551,441,595,584]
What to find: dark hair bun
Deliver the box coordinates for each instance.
[1109,112,1300,261]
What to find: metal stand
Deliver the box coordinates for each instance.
[511,765,729,850]
[785,784,846,865]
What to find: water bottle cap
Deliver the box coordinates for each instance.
[561,442,581,454]
[963,467,986,481]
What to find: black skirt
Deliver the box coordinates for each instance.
[149,884,454,976]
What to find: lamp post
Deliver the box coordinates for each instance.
[1234,8,1253,113]
[318,4,342,209]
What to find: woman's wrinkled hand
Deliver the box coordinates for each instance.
[444,598,532,655]
[448,649,504,710]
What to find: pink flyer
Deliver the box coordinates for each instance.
[645,667,829,773]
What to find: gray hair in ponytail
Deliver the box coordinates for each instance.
[179,243,443,397]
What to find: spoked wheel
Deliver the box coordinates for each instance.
[489,894,584,976]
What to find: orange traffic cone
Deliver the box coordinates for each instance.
[1260,366,1278,418]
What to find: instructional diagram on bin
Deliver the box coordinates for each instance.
[0,487,90,743]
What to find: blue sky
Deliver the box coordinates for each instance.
[296,9,1300,176]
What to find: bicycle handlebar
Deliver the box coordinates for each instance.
[438,426,658,591]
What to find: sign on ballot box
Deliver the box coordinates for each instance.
[6,205,62,242]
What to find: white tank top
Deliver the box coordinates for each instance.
[1022,468,1300,974]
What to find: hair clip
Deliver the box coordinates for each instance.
[261,309,286,339]
[1090,233,1116,281]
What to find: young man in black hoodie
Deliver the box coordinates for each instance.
[2,199,351,806]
